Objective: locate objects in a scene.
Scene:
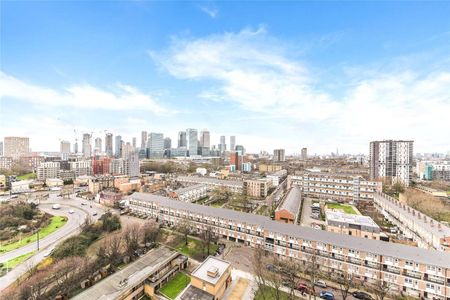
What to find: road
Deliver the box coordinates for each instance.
[0,194,107,291]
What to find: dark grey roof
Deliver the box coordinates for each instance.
[277,187,302,215]
[176,176,243,187]
[130,192,450,268]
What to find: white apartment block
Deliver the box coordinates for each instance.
[4,137,29,160]
[170,184,208,202]
[128,193,450,300]
[267,169,288,186]
[373,192,450,251]
[37,162,60,181]
[0,157,13,170]
[70,160,92,177]
[176,176,243,193]
[370,140,414,186]
[288,173,382,202]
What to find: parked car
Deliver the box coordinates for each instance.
[68,209,74,214]
[320,291,335,300]
[52,204,61,210]
[315,279,327,288]
[92,212,98,216]
[296,283,309,293]
[352,291,373,300]
[266,264,278,272]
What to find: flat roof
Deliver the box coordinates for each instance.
[277,186,302,215]
[177,176,243,187]
[175,183,207,194]
[191,256,230,285]
[326,211,380,229]
[130,193,450,268]
[72,247,179,300]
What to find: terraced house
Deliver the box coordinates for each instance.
[128,192,450,299]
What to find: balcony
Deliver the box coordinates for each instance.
[383,265,401,274]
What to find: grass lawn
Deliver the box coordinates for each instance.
[17,172,36,180]
[0,216,67,253]
[255,286,298,300]
[159,272,190,300]
[174,236,218,258]
[326,203,358,215]
[1,251,35,271]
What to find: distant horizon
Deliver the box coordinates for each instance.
[1,2,449,154]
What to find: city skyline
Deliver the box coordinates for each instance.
[1,2,449,154]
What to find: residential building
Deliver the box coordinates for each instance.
[99,191,123,207]
[273,149,285,162]
[370,140,414,186]
[200,130,210,149]
[94,137,102,154]
[177,131,187,148]
[132,137,137,148]
[19,155,45,172]
[82,133,92,158]
[230,136,236,152]
[121,142,134,159]
[128,193,450,300]
[92,156,111,175]
[267,169,288,186]
[176,176,243,193]
[244,178,272,198]
[275,186,302,224]
[230,151,243,171]
[141,131,148,149]
[186,256,232,300]
[60,140,71,160]
[301,147,308,160]
[37,162,60,181]
[88,175,114,194]
[186,128,198,156]
[115,135,122,157]
[105,133,113,157]
[148,133,164,158]
[4,136,29,160]
[70,160,92,177]
[219,135,226,152]
[110,158,127,175]
[288,173,382,202]
[259,163,282,173]
[242,162,252,172]
[373,192,450,251]
[0,156,12,171]
[169,184,208,202]
[11,180,32,194]
[0,141,3,156]
[73,247,188,300]
[46,178,63,188]
[127,151,140,177]
[235,145,245,155]
[325,211,381,240]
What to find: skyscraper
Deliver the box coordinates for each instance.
[60,140,71,160]
[82,134,92,158]
[115,135,122,157]
[148,133,164,158]
[132,137,137,148]
[273,149,285,162]
[200,130,211,149]
[105,133,113,156]
[230,136,236,152]
[4,137,29,160]
[178,131,187,148]
[219,135,226,152]
[0,141,3,156]
[369,140,414,186]
[301,148,308,160]
[141,131,148,149]
[94,137,102,154]
[186,129,198,156]
[164,137,172,150]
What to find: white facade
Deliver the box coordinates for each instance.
[37,162,60,181]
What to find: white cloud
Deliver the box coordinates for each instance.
[0,72,167,114]
[152,28,450,153]
[199,5,218,18]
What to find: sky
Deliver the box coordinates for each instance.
[1,1,450,155]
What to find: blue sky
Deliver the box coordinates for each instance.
[1,1,449,154]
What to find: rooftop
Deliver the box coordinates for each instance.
[130,192,450,268]
[175,183,207,194]
[72,247,179,300]
[191,256,231,285]
[325,211,380,229]
[277,186,302,215]
[177,176,243,187]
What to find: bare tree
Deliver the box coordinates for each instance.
[279,258,303,300]
[200,226,218,257]
[332,270,355,300]
[122,223,142,260]
[141,220,160,246]
[98,233,123,267]
[252,246,269,300]
[175,218,192,246]
[370,264,392,300]
[265,255,285,300]
[304,250,320,300]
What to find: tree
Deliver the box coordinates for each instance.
[304,250,321,300]
[252,246,269,300]
[98,233,123,268]
[278,258,303,300]
[264,255,285,300]
[332,270,355,300]
[142,220,160,246]
[122,223,141,260]
[175,219,192,246]
[200,226,218,257]
[100,211,121,232]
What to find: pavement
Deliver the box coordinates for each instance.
[0,193,107,291]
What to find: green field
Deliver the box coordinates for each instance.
[255,286,298,300]
[17,173,36,180]
[174,236,218,258]
[0,216,67,253]
[159,272,190,300]
[0,251,35,271]
[326,203,358,214]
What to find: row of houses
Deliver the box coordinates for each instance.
[128,192,450,299]
[287,172,382,202]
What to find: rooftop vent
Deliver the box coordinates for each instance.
[207,266,219,278]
